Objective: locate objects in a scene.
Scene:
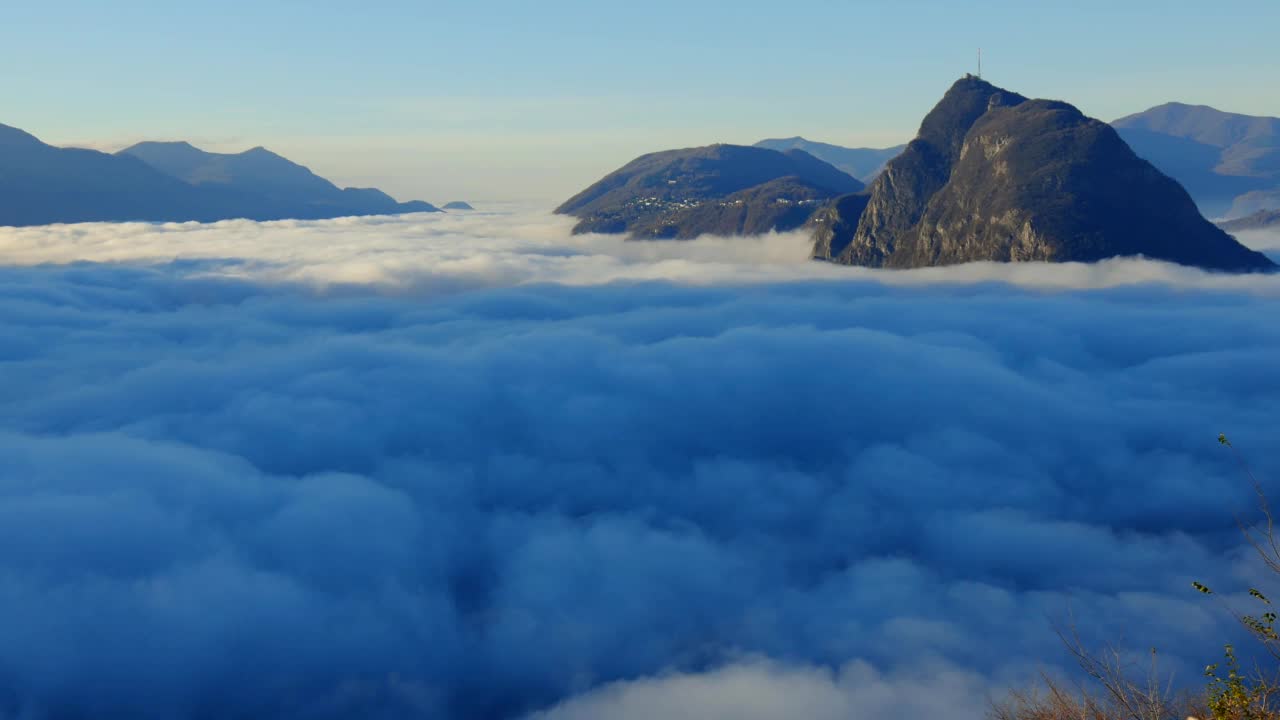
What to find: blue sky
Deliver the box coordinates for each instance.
[3,0,1278,202]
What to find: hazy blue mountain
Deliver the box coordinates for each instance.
[0,123,265,226]
[443,201,475,210]
[1113,103,1280,218]
[753,137,905,181]
[120,142,338,198]
[119,141,439,217]
[1114,102,1280,157]
[1227,188,1280,219]
[815,77,1273,272]
[556,144,863,238]
[0,122,438,227]
[1219,209,1280,232]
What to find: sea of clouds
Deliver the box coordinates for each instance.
[1,208,1279,719]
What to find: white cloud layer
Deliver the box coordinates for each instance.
[528,659,991,720]
[1,206,1277,291]
[0,209,1278,719]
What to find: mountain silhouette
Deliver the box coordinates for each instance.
[1113,103,1280,218]
[119,141,438,217]
[753,137,905,182]
[0,123,438,227]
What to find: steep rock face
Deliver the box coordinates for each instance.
[815,78,1274,272]
[556,144,863,238]
[809,193,871,260]
[830,77,1027,265]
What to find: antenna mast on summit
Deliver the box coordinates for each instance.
[978,48,982,79]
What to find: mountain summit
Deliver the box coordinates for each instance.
[0,123,44,148]
[812,77,1273,272]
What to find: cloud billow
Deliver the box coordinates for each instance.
[0,212,1278,719]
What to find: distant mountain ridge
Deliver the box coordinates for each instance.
[1114,102,1280,157]
[118,141,439,217]
[0,122,440,227]
[0,122,255,227]
[1227,189,1280,218]
[813,76,1273,272]
[556,144,863,238]
[1112,103,1280,218]
[120,142,337,197]
[753,137,905,182]
[1219,209,1280,232]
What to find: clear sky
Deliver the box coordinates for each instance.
[3,0,1277,203]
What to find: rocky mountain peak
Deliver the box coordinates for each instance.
[813,78,1274,272]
